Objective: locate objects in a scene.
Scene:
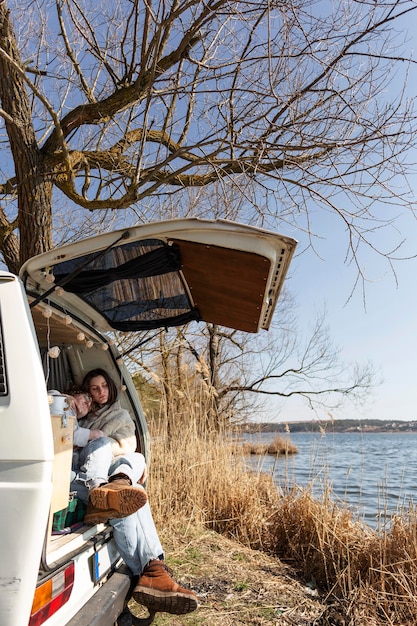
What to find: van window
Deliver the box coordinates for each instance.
[49,239,201,331]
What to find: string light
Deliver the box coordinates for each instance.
[38,297,111,354]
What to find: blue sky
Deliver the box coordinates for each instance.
[263,4,417,424]
[278,191,417,423]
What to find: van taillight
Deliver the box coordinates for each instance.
[29,562,75,626]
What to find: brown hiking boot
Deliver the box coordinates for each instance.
[89,477,147,516]
[132,559,198,615]
[83,500,120,525]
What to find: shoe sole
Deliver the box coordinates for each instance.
[132,587,198,615]
[84,510,117,525]
[90,485,147,515]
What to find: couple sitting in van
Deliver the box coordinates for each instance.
[66,368,198,617]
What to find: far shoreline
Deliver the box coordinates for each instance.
[239,418,417,435]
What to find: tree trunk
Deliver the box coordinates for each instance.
[207,324,223,430]
[159,333,175,439]
[0,1,52,269]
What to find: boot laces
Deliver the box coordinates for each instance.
[159,560,174,577]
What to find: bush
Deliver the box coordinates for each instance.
[234,435,298,456]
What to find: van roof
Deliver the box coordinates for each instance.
[20,218,297,334]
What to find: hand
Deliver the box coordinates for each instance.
[138,464,148,484]
[89,429,105,440]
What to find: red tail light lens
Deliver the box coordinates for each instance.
[29,562,74,626]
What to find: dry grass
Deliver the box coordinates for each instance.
[142,407,417,625]
[129,524,326,625]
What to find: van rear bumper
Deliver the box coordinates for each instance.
[67,564,132,626]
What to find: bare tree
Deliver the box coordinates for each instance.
[123,297,376,430]
[0,0,416,275]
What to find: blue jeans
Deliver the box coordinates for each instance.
[110,504,164,576]
[71,437,113,496]
[71,437,163,576]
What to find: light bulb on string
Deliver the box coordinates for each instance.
[48,346,61,358]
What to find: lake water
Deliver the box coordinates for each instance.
[243,431,417,530]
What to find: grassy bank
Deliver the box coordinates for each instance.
[134,416,417,625]
[130,524,327,625]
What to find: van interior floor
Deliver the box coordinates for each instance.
[46,522,109,566]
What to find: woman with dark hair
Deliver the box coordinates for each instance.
[70,368,147,521]
[82,368,119,405]
[79,368,138,460]
[76,368,198,616]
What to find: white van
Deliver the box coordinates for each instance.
[0,218,296,626]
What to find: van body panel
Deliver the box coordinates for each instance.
[39,540,122,626]
[0,274,53,626]
[66,565,131,626]
[0,274,54,460]
[0,469,52,625]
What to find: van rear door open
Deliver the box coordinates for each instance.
[0,274,53,626]
[0,218,296,625]
[21,218,297,335]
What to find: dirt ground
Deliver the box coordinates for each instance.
[127,525,337,626]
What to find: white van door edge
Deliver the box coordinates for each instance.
[0,273,54,626]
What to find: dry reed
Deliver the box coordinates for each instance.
[148,421,417,623]
[140,373,417,625]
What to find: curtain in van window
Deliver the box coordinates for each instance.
[52,242,181,294]
[49,239,201,331]
[41,347,73,392]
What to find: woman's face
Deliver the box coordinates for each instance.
[88,375,109,406]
